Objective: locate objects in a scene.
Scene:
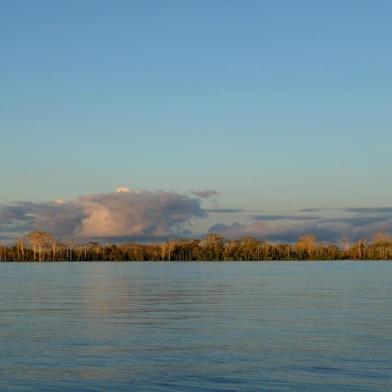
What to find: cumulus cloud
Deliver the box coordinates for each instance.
[0,189,207,241]
[2,191,392,244]
[0,200,85,238]
[116,186,131,193]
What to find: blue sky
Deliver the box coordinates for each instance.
[1,1,392,241]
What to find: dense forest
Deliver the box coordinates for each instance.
[0,231,392,261]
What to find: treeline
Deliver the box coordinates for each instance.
[0,231,392,261]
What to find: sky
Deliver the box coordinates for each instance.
[1,1,392,243]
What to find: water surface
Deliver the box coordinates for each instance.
[0,262,391,391]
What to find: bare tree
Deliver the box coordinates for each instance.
[16,239,25,261]
[28,231,55,261]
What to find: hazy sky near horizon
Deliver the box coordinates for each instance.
[1,1,392,241]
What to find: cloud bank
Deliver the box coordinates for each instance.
[209,208,392,243]
[0,189,207,241]
[1,188,392,243]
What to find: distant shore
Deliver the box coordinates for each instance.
[1,231,392,262]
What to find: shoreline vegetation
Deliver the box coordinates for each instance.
[0,231,392,262]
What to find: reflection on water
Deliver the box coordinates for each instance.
[0,262,391,391]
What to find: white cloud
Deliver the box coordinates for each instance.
[0,189,207,240]
[116,186,131,193]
